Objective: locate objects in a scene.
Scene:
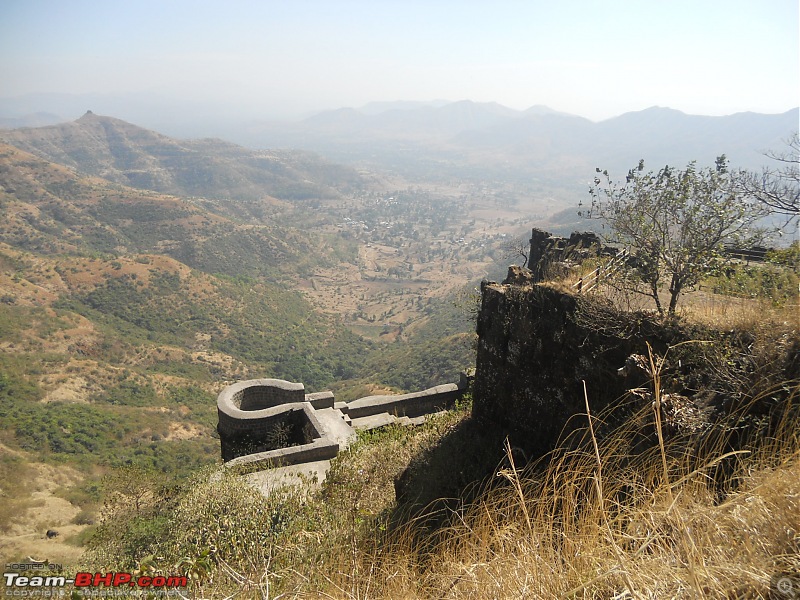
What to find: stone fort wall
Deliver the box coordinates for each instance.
[217,377,468,464]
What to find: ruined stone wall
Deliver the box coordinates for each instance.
[528,228,617,282]
[472,279,666,458]
[472,273,800,462]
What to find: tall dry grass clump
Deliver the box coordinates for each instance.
[361,383,799,599]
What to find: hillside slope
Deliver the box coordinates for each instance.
[0,140,378,560]
[0,111,364,202]
[0,142,328,278]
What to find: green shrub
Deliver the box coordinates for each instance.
[72,510,96,525]
[710,262,799,306]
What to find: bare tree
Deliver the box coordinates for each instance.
[736,132,799,217]
[500,235,529,268]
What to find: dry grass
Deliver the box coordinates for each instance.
[405,453,799,599]
[342,392,800,600]
[159,386,793,599]
[83,385,799,599]
[678,288,799,330]
[541,254,799,331]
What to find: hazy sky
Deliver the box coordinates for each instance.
[1,0,797,121]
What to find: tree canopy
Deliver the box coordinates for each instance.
[586,156,765,314]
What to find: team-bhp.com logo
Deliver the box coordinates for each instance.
[4,565,187,596]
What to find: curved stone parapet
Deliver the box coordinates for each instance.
[216,375,468,466]
[217,379,312,461]
[218,378,305,416]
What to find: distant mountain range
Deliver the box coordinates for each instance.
[1,100,796,211]
[237,101,797,184]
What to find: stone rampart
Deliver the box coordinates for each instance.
[343,384,462,419]
[226,436,340,471]
[472,278,659,458]
[473,250,800,463]
[217,379,314,461]
[528,228,617,282]
[218,377,467,466]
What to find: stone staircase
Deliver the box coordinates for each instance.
[313,406,356,448]
[313,403,444,449]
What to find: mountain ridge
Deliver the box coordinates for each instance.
[233,102,798,184]
[0,112,365,203]
[2,100,795,178]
